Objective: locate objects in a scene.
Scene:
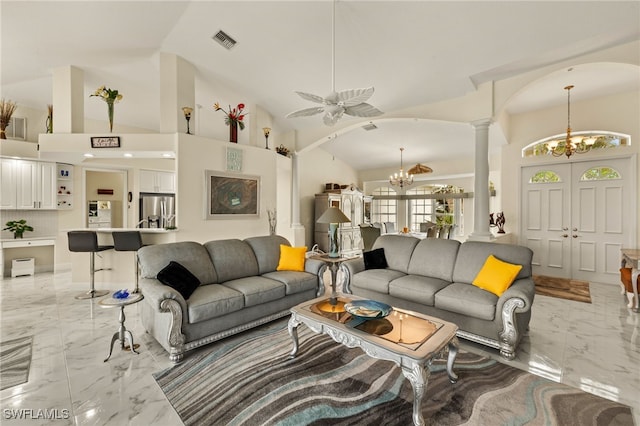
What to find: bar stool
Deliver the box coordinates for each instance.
[67,231,113,299]
[112,231,144,294]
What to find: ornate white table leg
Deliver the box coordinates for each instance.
[447,337,459,383]
[401,363,429,426]
[288,315,301,358]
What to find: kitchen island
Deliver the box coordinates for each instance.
[63,228,178,285]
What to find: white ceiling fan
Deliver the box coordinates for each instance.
[286,0,383,126]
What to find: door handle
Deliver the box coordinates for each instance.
[561,234,568,238]
[562,227,568,231]
[573,228,578,232]
[572,234,579,238]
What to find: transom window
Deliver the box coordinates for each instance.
[522,131,630,158]
[530,171,561,183]
[580,167,621,181]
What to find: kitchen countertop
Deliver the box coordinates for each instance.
[66,228,178,233]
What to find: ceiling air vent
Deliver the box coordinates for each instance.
[362,122,378,131]
[212,30,237,50]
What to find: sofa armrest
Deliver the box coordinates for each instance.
[496,277,535,313]
[341,257,365,294]
[305,258,324,276]
[139,278,189,325]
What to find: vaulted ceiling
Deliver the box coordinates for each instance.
[2,1,639,170]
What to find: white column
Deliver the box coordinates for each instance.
[52,66,84,133]
[468,118,494,241]
[159,53,195,134]
[291,152,306,246]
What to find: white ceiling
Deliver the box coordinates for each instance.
[2,1,639,171]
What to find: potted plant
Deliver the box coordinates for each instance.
[3,220,34,239]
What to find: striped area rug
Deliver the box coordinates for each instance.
[153,320,632,426]
[0,335,33,391]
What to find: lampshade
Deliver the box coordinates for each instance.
[317,207,351,224]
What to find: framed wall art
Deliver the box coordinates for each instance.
[226,147,243,172]
[205,170,260,219]
[90,136,120,148]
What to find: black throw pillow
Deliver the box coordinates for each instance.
[363,248,388,270]
[157,261,201,300]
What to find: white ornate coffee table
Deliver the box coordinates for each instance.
[288,294,459,426]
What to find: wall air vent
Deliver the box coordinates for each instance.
[212,30,237,50]
[362,122,378,131]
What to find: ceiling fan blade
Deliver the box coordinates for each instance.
[285,106,325,118]
[344,103,384,117]
[294,91,326,104]
[337,87,375,106]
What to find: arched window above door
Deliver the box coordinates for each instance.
[529,170,561,183]
[579,166,621,181]
[522,131,630,158]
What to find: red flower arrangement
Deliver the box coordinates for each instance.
[214,102,246,130]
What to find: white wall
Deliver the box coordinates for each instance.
[175,134,279,243]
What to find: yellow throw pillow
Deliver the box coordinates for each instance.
[276,245,307,272]
[472,254,523,296]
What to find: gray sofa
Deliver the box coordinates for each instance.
[137,235,325,364]
[341,235,534,360]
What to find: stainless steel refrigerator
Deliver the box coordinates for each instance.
[139,193,176,228]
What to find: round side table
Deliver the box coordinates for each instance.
[99,293,144,362]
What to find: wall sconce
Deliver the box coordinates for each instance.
[263,127,271,149]
[182,107,193,134]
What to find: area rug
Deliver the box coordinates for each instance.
[533,275,592,303]
[153,320,632,425]
[0,335,33,391]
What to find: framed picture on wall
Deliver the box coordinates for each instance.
[205,170,260,219]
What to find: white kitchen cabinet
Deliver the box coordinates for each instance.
[15,160,57,210]
[0,158,17,209]
[140,169,175,193]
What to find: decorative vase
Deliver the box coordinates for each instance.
[0,128,6,139]
[107,99,115,133]
[14,232,23,239]
[46,116,53,133]
[229,121,238,143]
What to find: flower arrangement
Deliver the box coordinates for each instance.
[3,219,34,239]
[0,99,18,140]
[213,102,247,129]
[90,86,123,133]
[90,86,123,104]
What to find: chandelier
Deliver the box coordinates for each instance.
[547,85,596,158]
[389,148,413,188]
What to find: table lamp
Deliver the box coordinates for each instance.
[317,207,351,257]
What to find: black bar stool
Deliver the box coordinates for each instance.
[112,231,145,294]
[67,231,113,299]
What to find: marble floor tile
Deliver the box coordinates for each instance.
[1,272,639,425]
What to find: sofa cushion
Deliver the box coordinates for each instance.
[473,255,523,296]
[223,276,286,307]
[156,261,200,300]
[276,245,307,272]
[363,248,388,270]
[389,274,451,306]
[204,239,259,282]
[452,242,533,284]
[352,269,406,294]
[245,235,291,274]
[372,235,419,274]
[407,238,460,282]
[435,282,497,321]
[262,271,318,295]
[138,241,218,285]
[187,284,244,323]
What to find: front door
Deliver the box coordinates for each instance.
[521,157,634,284]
